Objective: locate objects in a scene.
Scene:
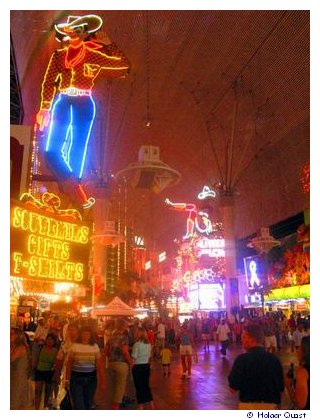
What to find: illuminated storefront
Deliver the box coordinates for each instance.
[239,215,310,314]
[264,284,310,314]
[10,193,91,320]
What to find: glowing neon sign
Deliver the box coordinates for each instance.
[134,235,145,247]
[183,268,218,284]
[195,211,212,235]
[36,14,130,208]
[55,15,103,39]
[165,198,213,239]
[194,237,225,258]
[20,191,82,221]
[158,252,166,262]
[54,282,79,294]
[10,199,90,283]
[12,207,89,243]
[244,256,263,290]
[197,185,216,200]
[10,277,23,296]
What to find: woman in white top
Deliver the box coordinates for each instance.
[65,325,105,409]
[131,327,155,409]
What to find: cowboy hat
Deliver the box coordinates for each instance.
[55,14,103,36]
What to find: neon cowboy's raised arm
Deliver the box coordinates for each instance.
[94,42,130,78]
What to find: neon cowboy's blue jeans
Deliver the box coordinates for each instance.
[44,93,96,180]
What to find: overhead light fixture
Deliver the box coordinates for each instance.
[247,227,280,254]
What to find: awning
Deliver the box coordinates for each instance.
[91,296,141,317]
[265,284,310,302]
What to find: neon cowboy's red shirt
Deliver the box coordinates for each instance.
[40,42,130,110]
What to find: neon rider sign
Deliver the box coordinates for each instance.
[165,199,213,239]
[165,185,216,239]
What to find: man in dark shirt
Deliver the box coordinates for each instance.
[228,323,284,410]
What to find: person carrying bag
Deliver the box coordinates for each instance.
[60,389,73,410]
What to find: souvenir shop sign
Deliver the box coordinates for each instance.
[10,200,91,283]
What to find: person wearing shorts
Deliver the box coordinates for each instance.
[262,319,277,354]
[160,346,172,376]
[34,333,58,409]
[201,319,211,351]
[179,323,193,379]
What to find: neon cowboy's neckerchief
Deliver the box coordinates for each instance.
[65,40,104,69]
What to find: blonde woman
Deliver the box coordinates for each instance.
[131,327,155,409]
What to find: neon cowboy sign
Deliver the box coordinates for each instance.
[36,14,130,208]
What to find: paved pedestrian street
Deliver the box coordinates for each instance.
[95,341,295,410]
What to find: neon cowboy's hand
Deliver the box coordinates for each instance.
[36,109,51,131]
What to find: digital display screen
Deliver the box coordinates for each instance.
[188,283,225,310]
[245,292,262,304]
[244,255,264,290]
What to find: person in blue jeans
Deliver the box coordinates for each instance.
[65,325,105,409]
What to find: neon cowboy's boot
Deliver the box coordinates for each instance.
[76,183,96,209]
[61,178,95,209]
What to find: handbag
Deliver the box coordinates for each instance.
[60,390,73,410]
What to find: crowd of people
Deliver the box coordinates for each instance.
[10,310,310,410]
